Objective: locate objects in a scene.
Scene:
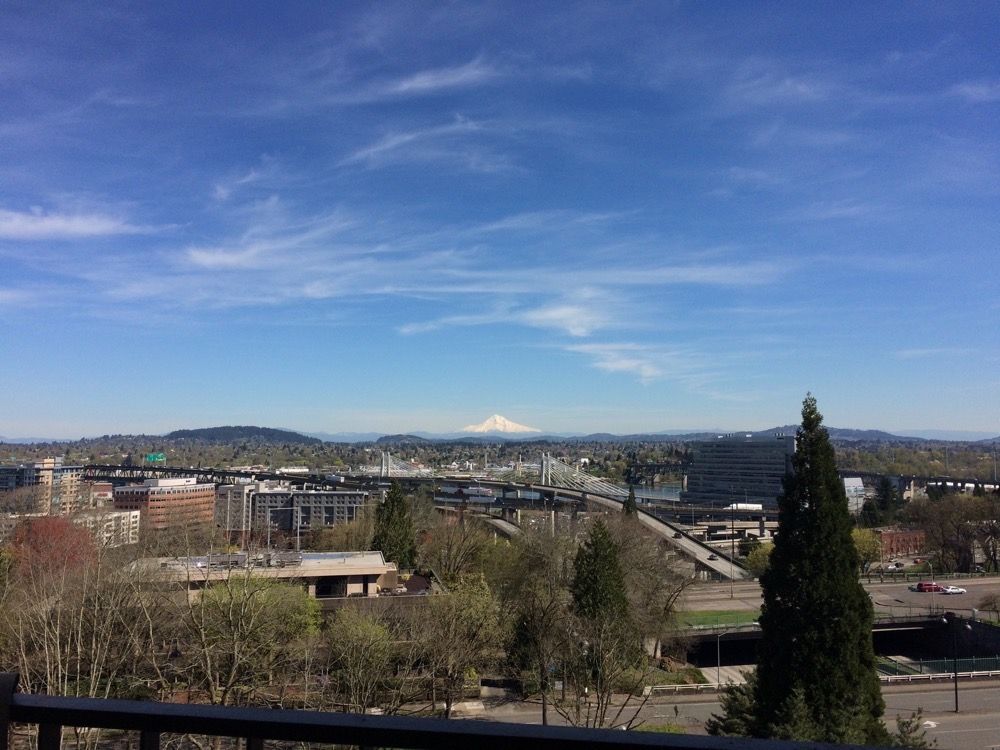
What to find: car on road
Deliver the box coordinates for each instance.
[909,581,944,593]
[708,554,719,560]
[941,585,967,595]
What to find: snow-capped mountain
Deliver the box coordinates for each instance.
[461,414,541,434]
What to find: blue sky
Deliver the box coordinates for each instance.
[1,2,998,438]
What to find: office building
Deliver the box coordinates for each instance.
[216,482,372,541]
[252,487,371,535]
[681,434,795,508]
[113,477,215,530]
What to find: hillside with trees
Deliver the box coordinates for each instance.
[165,425,321,444]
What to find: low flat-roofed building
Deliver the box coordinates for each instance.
[143,550,398,601]
[114,477,215,530]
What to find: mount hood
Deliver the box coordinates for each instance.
[461,414,541,434]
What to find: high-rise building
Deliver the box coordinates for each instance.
[680,434,795,508]
[0,458,83,514]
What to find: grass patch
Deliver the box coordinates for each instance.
[634,723,685,733]
[677,610,760,628]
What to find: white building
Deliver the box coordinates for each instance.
[843,477,866,514]
[72,509,141,547]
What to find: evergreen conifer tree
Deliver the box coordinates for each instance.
[753,395,886,743]
[571,519,629,621]
[622,485,638,517]
[371,482,416,569]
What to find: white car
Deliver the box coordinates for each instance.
[941,585,967,595]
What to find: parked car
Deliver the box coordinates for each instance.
[941,585,967,595]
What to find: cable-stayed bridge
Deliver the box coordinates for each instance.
[354,452,431,479]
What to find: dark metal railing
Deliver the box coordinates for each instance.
[1,673,876,750]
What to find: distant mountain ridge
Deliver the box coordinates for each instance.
[165,426,320,444]
[4,424,995,447]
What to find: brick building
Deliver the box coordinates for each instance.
[875,527,926,561]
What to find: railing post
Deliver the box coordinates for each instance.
[140,731,161,750]
[0,673,20,750]
[37,722,61,750]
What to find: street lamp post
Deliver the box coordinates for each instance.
[715,628,739,685]
[730,502,735,599]
[942,615,973,713]
[716,631,724,685]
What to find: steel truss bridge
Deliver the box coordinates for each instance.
[82,464,356,490]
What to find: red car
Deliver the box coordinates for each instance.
[911,581,943,593]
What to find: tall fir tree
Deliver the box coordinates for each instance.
[753,395,886,743]
[571,519,629,621]
[371,481,416,569]
[622,485,638,517]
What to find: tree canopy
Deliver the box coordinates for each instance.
[712,395,887,744]
[371,482,417,569]
[755,395,885,743]
[571,519,629,621]
[622,485,638,516]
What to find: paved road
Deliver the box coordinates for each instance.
[481,681,1000,749]
[680,577,999,615]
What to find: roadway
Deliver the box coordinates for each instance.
[479,681,1000,749]
[522,483,753,581]
[679,576,999,616]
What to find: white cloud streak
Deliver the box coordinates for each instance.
[565,343,664,383]
[895,347,973,360]
[949,80,1000,103]
[0,207,150,239]
[384,57,500,96]
[339,117,485,166]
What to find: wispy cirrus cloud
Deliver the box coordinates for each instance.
[0,207,152,239]
[565,343,665,383]
[895,347,973,360]
[213,168,264,202]
[339,117,486,167]
[949,80,1000,103]
[399,302,610,338]
[786,199,884,221]
[383,56,501,96]
[0,288,38,305]
[184,206,357,270]
[563,341,762,400]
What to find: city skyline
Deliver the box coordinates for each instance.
[2,3,998,437]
